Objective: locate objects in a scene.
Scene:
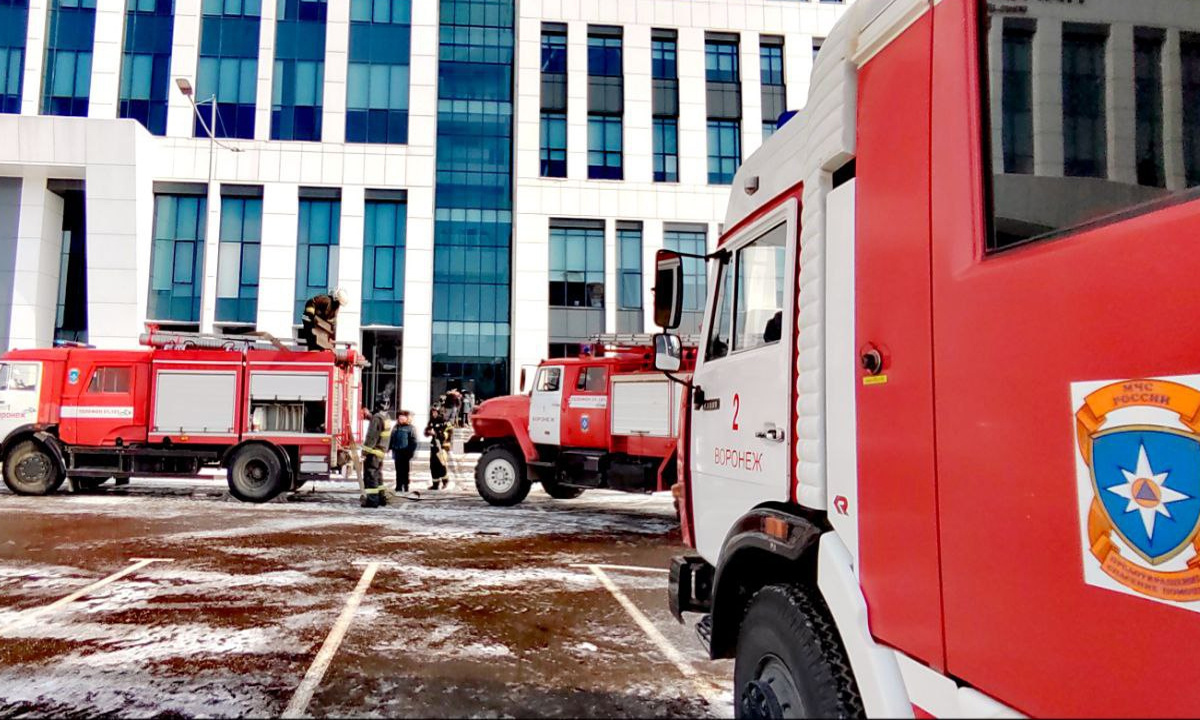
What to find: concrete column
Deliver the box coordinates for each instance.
[1163,29,1186,191]
[336,185,364,343]
[1107,25,1136,184]
[9,172,62,349]
[167,0,202,138]
[509,210,549,397]
[400,186,434,433]
[677,27,707,187]
[0,178,23,352]
[199,183,220,333]
[88,0,124,120]
[254,0,277,142]
[21,0,50,116]
[566,20,588,180]
[743,34,763,155]
[256,183,298,337]
[624,25,653,184]
[640,217,664,334]
[322,0,349,145]
[603,219,616,333]
[1032,19,1064,178]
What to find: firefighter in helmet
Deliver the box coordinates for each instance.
[360,393,393,508]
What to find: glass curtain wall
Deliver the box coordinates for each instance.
[431,0,514,400]
[118,0,174,135]
[196,0,261,139]
[271,0,327,141]
[42,0,96,117]
[346,0,411,144]
[0,0,30,114]
[148,191,207,323]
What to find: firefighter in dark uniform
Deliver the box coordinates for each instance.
[360,395,393,508]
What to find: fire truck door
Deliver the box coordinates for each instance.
[61,363,145,446]
[562,365,608,449]
[528,365,564,446]
[0,362,41,442]
[926,0,1200,714]
[688,211,794,562]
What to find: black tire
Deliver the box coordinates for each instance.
[474,446,531,506]
[2,440,64,496]
[541,476,585,500]
[227,444,288,503]
[734,584,863,719]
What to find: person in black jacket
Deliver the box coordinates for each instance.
[425,408,452,490]
[388,410,418,493]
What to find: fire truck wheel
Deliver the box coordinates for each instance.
[475,446,531,506]
[734,584,863,720]
[227,445,288,503]
[2,440,64,496]
[540,477,585,500]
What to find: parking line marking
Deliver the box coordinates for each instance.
[569,563,670,574]
[283,562,379,719]
[0,558,172,635]
[587,564,723,702]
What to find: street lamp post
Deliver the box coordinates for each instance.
[175,77,241,187]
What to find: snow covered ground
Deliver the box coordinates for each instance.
[0,472,732,718]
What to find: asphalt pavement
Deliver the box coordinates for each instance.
[0,456,731,718]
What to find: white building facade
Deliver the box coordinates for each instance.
[0,0,849,425]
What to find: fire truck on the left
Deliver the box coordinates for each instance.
[0,330,364,503]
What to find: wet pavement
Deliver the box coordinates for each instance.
[0,459,730,718]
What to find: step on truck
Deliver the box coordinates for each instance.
[0,330,363,502]
[465,334,696,506]
[656,0,1200,717]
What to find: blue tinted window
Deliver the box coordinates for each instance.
[432,0,515,397]
[271,0,327,141]
[362,199,406,326]
[651,38,676,80]
[706,40,739,83]
[42,0,97,117]
[760,42,783,86]
[346,0,410,144]
[588,115,621,180]
[215,195,262,324]
[548,225,604,308]
[119,0,174,135]
[294,197,340,322]
[540,112,566,178]
[708,119,741,185]
[196,0,261,139]
[653,117,677,183]
[541,31,565,73]
[0,1,30,114]
[588,35,620,77]
[617,227,641,310]
[664,229,706,313]
[149,193,207,322]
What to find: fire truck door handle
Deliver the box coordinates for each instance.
[755,426,785,443]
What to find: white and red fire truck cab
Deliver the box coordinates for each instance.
[0,332,360,502]
[660,0,1200,717]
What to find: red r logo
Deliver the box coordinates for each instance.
[833,496,849,516]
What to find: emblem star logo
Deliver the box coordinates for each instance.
[1107,443,1191,541]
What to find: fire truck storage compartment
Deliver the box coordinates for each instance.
[249,372,329,434]
[610,376,677,437]
[153,371,238,434]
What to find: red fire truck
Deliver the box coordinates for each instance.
[655,0,1200,717]
[0,331,361,503]
[465,334,696,506]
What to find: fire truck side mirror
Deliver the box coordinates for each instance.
[654,333,683,373]
[653,250,685,330]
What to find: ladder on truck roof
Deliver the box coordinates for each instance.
[587,333,702,349]
[139,328,363,364]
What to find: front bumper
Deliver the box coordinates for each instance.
[668,554,714,622]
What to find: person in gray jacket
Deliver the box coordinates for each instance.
[388,410,417,493]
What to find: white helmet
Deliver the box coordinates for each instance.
[332,287,349,305]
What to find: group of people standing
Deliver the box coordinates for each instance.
[355,396,457,508]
